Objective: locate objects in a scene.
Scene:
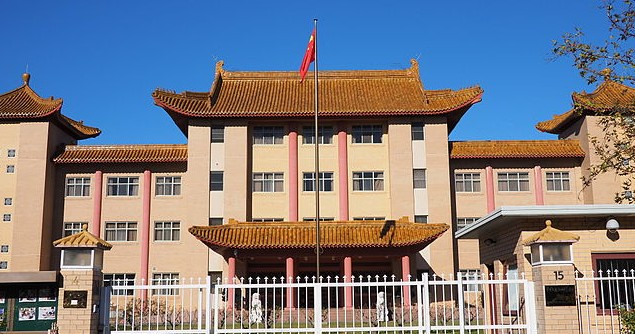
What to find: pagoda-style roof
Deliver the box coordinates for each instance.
[189,217,449,255]
[0,73,101,139]
[449,140,585,159]
[54,144,188,164]
[536,78,635,134]
[522,220,580,246]
[153,60,483,135]
[53,224,112,250]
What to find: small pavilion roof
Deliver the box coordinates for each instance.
[0,73,100,139]
[53,224,112,250]
[536,78,635,134]
[522,220,580,246]
[449,140,585,159]
[153,60,482,135]
[54,144,188,164]
[189,217,449,252]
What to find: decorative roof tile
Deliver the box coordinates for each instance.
[0,75,101,139]
[189,217,449,251]
[54,144,187,164]
[449,140,585,159]
[153,60,482,133]
[536,79,635,134]
[53,224,112,249]
[522,220,580,245]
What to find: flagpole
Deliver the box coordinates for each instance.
[312,18,321,279]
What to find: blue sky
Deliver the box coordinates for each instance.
[0,1,609,145]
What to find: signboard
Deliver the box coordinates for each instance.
[63,290,88,308]
[545,285,576,306]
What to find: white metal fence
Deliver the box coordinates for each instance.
[102,273,536,334]
[575,270,635,334]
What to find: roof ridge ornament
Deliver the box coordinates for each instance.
[215,60,225,74]
[600,68,612,81]
[22,72,30,86]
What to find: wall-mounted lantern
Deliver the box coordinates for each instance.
[523,220,579,266]
[53,224,112,270]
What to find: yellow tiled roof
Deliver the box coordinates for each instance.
[189,217,449,250]
[153,60,482,133]
[53,144,187,164]
[0,76,100,139]
[536,80,635,134]
[53,224,112,249]
[449,140,585,159]
[522,220,580,245]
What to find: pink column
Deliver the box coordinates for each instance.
[534,166,545,205]
[286,257,295,309]
[338,127,349,220]
[227,256,236,308]
[402,255,411,305]
[289,129,299,221]
[91,171,103,236]
[344,256,353,309]
[140,170,151,285]
[485,166,496,213]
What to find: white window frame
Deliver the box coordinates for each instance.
[457,217,479,231]
[210,172,224,191]
[413,169,427,189]
[352,171,384,191]
[302,172,334,192]
[104,273,136,296]
[303,126,333,144]
[253,126,284,145]
[411,123,424,141]
[352,125,383,144]
[211,126,225,143]
[302,217,335,222]
[154,221,180,242]
[152,273,180,295]
[455,173,481,192]
[414,215,428,223]
[546,171,571,191]
[253,172,284,192]
[104,221,138,242]
[66,177,91,197]
[460,269,482,292]
[352,217,386,221]
[107,177,139,196]
[251,218,284,222]
[63,222,86,237]
[156,176,181,196]
[497,172,530,192]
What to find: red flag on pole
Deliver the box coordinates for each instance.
[299,29,316,82]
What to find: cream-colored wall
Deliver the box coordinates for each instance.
[0,123,19,270]
[389,123,414,219]
[251,125,289,220]
[542,166,584,205]
[224,123,248,222]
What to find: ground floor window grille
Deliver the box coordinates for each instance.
[104,273,136,295]
[593,253,635,309]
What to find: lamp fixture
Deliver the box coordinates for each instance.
[606,218,620,233]
[484,238,496,246]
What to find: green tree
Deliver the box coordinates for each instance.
[553,0,635,203]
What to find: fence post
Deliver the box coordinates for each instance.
[205,276,211,333]
[422,273,431,334]
[100,285,112,334]
[313,280,322,333]
[524,281,537,334]
[457,272,466,334]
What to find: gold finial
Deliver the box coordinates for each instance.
[545,220,552,227]
[82,223,88,231]
[600,68,612,81]
[22,72,31,85]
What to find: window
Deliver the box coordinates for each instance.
[209,271,223,288]
[3,198,11,206]
[546,171,570,191]
[593,254,635,309]
[154,221,180,241]
[352,171,384,191]
[105,222,137,242]
[209,218,223,226]
[303,126,333,144]
[0,262,7,270]
[156,176,181,196]
[211,126,225,143]
[152,273,180,295]
[352,125,382,144]
[7,149,15,158]
[457,217,479,231]
[65,177,91,197]
[63,222,85,237]
[6,165,14,174]
[210,172,224,191]
[104,273,136,296]
[352,217,386,221]
[253,173,284,192]
[253,126,284,145]
[0,245,8,253]
[455,173,481,192]
[107,177,139,196]
[460,269,482,292]
[414,215,428,223]
[497,172,529,192]
[303,172,334,192]
[2,214,10,222]
[303,217,335,222]
[413,169,427,189]
[252,218,284,222]
[411,123,424,141]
